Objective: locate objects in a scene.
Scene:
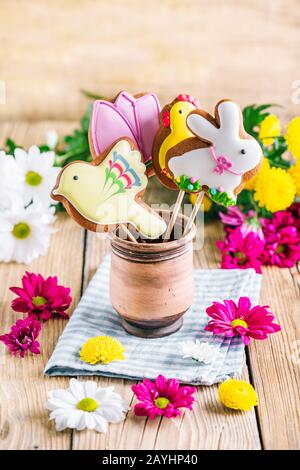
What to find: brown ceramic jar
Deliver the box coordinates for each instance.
[109,211,196,338]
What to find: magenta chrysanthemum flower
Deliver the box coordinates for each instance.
[219,207,264,239]
[260,211,300,267]
[131,375,196,419]
[205,297,281,345]
[288,202,300,233]
[262,227,300,267]
[219,206,246,227]
[216,227,265,274]
[0,317,41,358]
[10,272,72,321]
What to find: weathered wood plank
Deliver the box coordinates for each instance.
[0,123,84,449]
[248,265,300,449]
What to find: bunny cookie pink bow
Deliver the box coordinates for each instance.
[163,99,263,206]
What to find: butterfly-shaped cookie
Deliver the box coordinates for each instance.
[89,91,161,175]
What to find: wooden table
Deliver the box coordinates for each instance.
[0,122,299,450]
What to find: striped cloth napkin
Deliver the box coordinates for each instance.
[45,256,261,385]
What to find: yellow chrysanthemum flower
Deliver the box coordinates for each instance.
[258,114,281,146]
[254,166,296,212]
[289,161,300,197]
[218,379,258,411]
[80,336,125,364]
[189,193,212,212]
[243,157,269,191]
[285,117,300,160]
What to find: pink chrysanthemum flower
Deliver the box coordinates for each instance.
[10,272,72,321]
[205,297,281,345]
[0,317,41,358]
[219,206,246,227]
[216,227,265,274]
[261,226,300,267]
[219,207,264,240]
[288,202,300,233]
[131,375,196,419]
[260,211,300,268]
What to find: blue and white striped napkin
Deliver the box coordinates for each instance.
[44,256,261,385]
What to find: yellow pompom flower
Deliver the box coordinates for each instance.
[285,117,300,160]
[189,193,212,211]
[80,336,125,364]
[243,157,269,191]
[258,114,281,146]
[254,166,296,212]
[289,161,300,197]
[218,379,258,411]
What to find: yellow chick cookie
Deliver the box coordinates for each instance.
[158,95,200,172]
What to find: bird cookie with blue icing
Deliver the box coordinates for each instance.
[156,99,263,207]
[51,138,167,239]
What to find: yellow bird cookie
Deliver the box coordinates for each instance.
[152,94,200,187]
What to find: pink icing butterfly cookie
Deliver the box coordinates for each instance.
[89,91,161,176]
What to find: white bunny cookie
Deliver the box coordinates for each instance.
[166,100,262,206]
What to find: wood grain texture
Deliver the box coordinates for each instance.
[0,121,299,449]
[248,266,300,449]
[1,0,300,121]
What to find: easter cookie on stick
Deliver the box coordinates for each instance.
[152,94,200,187]
[154,99,262,238]
[52,138,167,240]
[89,91,161,176]
[166,99,263,206]
[152,94,200,239]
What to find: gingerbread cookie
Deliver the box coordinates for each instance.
[158,99,263,207]
[52,138,167,239]
[89,91,161,176]
[152,94,200,187]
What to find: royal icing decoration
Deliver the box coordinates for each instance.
[166,100,262,206]
[90,91,160,171]
[52,139,167,239]
[156,94,200,174]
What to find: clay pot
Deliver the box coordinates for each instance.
[109,211,196,338]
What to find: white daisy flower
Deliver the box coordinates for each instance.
[0,151,23,210]
[45,130,58,150]
[13,145,59,206]
[179,339,219,364]
[45,378,128,433]
[0,200,56,264]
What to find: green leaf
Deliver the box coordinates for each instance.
[80,102,93,133]
[39,144,51,152]
[56,103,92,166]
[242,103,278,138]
[263,135,290,169]
[236,189,255,212]
[260,207,273,219]
[80,89,104,100]
[4,137,19,154]
[53,202,65,213]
